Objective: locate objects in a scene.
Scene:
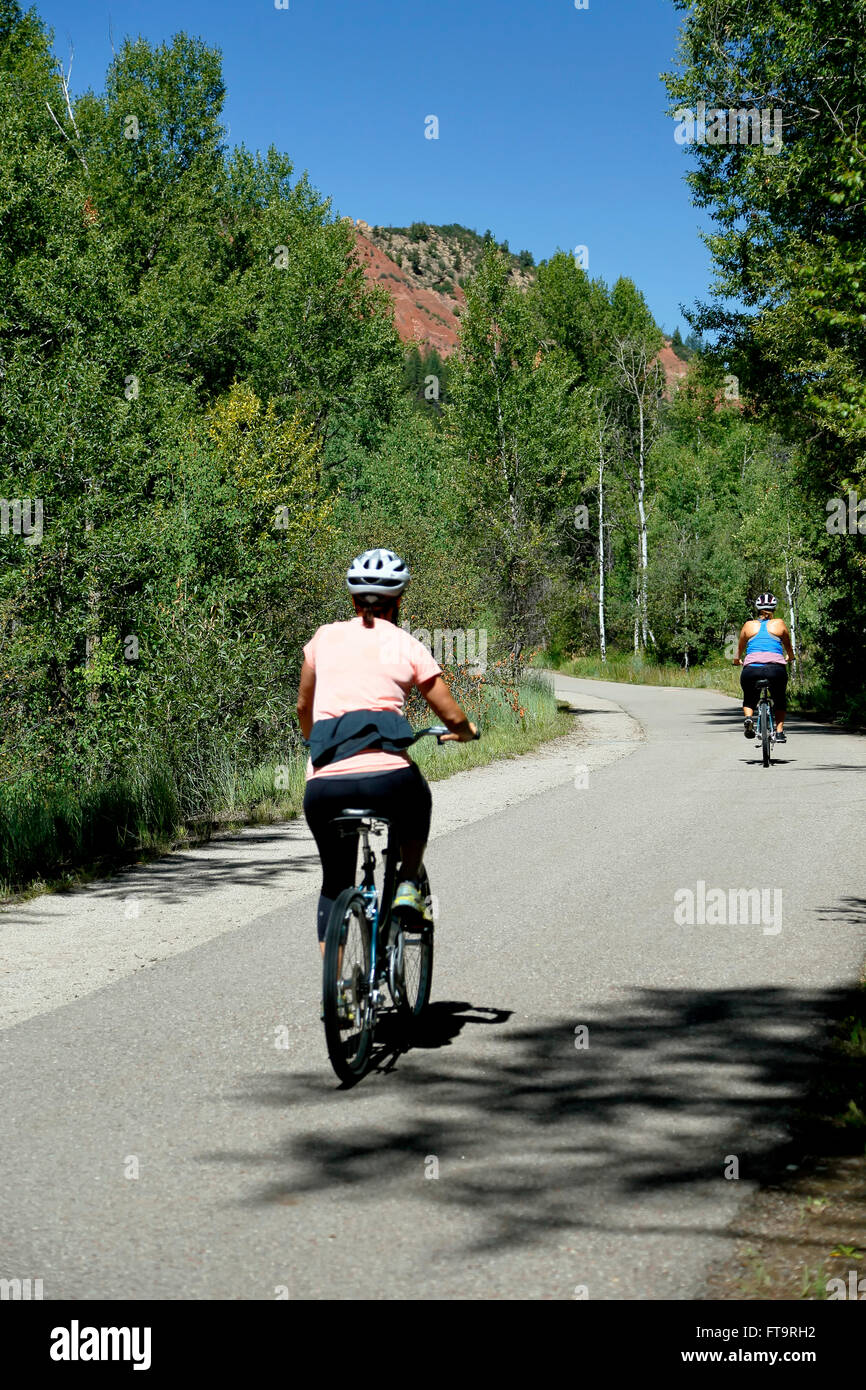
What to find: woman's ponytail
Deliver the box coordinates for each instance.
[354,596,397,627]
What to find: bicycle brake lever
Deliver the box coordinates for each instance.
[438,726,481,743]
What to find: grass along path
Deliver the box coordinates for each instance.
[546,651,743,696]
[1,674,569,902]
[540,651,845,720]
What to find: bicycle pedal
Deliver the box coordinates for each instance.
[335,984,356,1029]
[394,903,433,927]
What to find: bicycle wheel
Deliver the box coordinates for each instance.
[390,868,434,1020]
[323,888,373,1082]
[760,702,771,767]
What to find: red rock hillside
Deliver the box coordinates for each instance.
[351,222,700,398]
[657,337,743,409]
[657,339,691,393]
[351,222,464,356]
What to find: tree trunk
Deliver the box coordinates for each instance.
[85,511,100,709]
[597,434,606,663]
[683,587,689,670]
[785,556,800,682]
[636,397,649,649]
[611,337,663,659]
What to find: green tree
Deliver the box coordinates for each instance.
[0,9,409,872]
[665,0,866,468]
[447,247,591,657]
[671,327,691,361]
[607,280,665,650]
[530,252,613,386]
[663,0,866,712]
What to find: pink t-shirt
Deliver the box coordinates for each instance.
[302,617,442,778]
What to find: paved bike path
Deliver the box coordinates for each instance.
[2,678,864,1299]
[0,683,638,1031]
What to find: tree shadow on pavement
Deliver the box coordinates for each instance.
[203,974,866,1255]
[1,825,323,921]
[818,896,866,926]
[794,764,866,773]
[699,705,858,740]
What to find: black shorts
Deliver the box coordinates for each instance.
[303,763,432,939]
[741,663,788,712]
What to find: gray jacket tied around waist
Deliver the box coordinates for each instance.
[306,710,418,769]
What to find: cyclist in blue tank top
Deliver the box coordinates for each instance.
[732,592,794,743]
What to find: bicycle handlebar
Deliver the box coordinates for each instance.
[412,724,481,745]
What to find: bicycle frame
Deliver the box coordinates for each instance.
[321,723,475,1081]
[756,681,776,763]
[346,817,400,1017]
[757,683,775,723]
[331,723,455,1005]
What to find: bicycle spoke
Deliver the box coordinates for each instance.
[389,868,434,1020]
[323,890,373,1082]
[322,823,435,1080]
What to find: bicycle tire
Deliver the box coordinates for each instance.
[323,888,373,1083]
[761,702,771,767]
[390,867,434,1020]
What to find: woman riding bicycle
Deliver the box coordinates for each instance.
[297,549,477,956]
[732,592,794,743]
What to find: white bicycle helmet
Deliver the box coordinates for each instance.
[346,548,410,599]
[754,592,778,610]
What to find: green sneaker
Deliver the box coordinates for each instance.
[392,879,427,922]
[321,983,355,1028]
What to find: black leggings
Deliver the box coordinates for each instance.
[303,764,432,942]
[741,663,788,714]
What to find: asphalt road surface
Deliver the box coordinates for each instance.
[2,676,864,1300]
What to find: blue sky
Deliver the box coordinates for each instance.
[36,0,714,338]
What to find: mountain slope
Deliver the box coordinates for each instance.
[361,221,535,297]
[351,219,696,396]
[351,224,464,355]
